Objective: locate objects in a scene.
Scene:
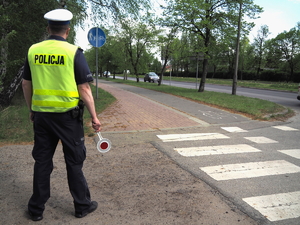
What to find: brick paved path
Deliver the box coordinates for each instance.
[96,82,201,132]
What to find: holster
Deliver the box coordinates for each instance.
[71,100,85,121]
[78,100,85,121]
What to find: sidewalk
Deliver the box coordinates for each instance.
[96,81,205,132]
[97,80,257,133]
[0,80,258,225]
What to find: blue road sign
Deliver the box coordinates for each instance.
[87,27,106,47]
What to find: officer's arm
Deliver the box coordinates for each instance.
[22,79,32,111]
[22,79,35,122]
[77,82,101,132]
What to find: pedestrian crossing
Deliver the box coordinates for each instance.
[156,125,300,223]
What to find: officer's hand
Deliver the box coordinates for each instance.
[92,118,101,132]
[30,112,35,122]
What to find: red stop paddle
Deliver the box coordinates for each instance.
[96,132,111,153]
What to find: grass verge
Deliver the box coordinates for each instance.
[104,77,294,121]
[123,75,299,92]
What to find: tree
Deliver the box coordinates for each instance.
[119,18,161,82]
[157,27,178,85]
[264,39,282,70]
[0,0,58,108]
[238,37,253,79]
[252,25,270,78]
[162,0,262,92]
[232,1,243,95]
[0,0,151,108]
[271,25,300,81]
[87,0,150,22]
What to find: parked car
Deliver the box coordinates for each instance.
[103,71,111,77]
[144,72,160,83]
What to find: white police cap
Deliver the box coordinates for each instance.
[44,9,73,25]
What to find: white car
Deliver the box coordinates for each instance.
[103,71,111,77]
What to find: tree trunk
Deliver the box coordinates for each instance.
[159,56,168,86]
[288,59,294,82]
[198,58,208,92]
[134,68,139,82]
[232,2,242,95]
[0,66,24,107]
[0,35,7,79]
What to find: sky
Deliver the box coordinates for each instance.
[75,0,300,50]
[249,0,300,40]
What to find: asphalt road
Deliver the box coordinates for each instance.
[113,76,300,111]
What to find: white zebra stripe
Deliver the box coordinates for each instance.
[278,149,300,159]
[244,136,278,144]
[174,144,260,157]
[273,126,298,131]
[221,127,248,133]
[200,160,300,181]
[156,133,229,142]
[243,191,300,221]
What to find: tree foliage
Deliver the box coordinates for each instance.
[161,0,262,92]
[0,0,150,108]
[269,25,300,81]
[0,0,58,107]
[86,0,151,26]
[252,25,270,77]
[119,18,161,82]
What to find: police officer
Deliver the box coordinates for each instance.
[22,9,101,221]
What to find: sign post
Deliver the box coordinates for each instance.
[87,27,106,98]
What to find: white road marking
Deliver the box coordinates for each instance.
[200,160,300,181]
[221,127,248,133]
[273,126,298,131]
[243,191,300,222]
[278,149,300,159]
[156,133,229,142]
[174,144,260,157]
[244,136,278,144]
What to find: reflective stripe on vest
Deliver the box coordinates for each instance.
[28,40,79,113]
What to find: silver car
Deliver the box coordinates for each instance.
[144,72,160,83]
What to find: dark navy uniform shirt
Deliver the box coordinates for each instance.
[22,35,93,85]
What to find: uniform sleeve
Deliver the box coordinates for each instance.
[22,57,32,81]
[74,48,93,85]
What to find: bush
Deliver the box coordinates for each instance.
[163,69,300,83]
[260,70,287,82]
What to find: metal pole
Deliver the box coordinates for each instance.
[96,28,99,99]
[96,48,98,99]
[196,55,199,90]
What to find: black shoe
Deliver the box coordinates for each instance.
[28,211,43,221]
[75,201,98,218]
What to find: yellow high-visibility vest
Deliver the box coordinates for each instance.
[28,39,79,112]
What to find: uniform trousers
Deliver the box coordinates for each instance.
[28,111,92,216]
